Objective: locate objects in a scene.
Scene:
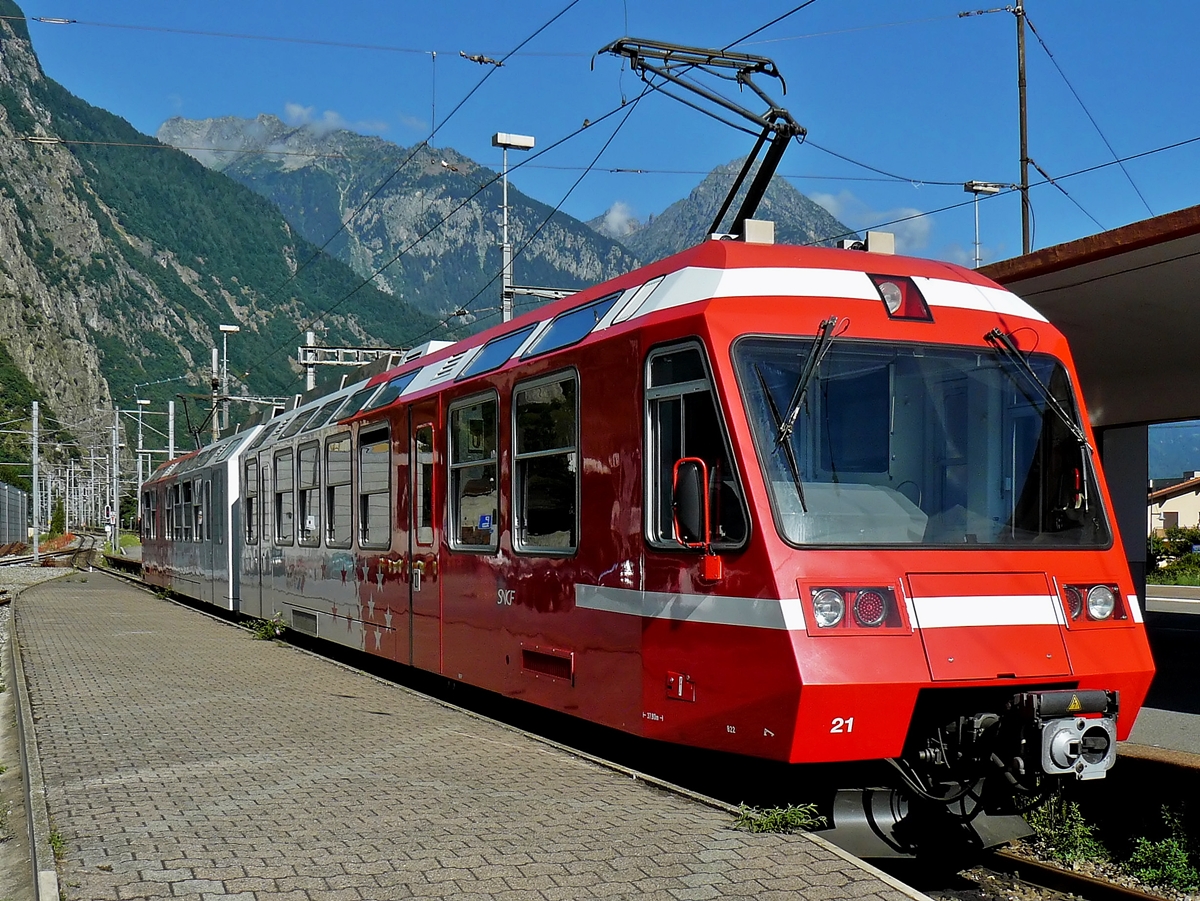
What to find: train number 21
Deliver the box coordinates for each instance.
[830,717,855,733]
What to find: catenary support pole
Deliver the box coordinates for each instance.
[1016,2,1030,255]
[31,401,38,563]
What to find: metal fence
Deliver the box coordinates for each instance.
[0,482,29,545]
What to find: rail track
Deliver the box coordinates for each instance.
[982,849,1174,901]
[0,532,100,569]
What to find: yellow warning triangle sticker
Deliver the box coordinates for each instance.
[1067,694,1082,712]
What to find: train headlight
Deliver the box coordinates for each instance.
[812,589,845,628]
[853,589,886,627]
[1086,585,1116,620]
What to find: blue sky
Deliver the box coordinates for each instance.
[12,0,1200,265]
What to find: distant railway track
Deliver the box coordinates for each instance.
[0,532,100,569]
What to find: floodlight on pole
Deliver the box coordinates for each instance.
[492,132,535,322]
[964,181,1005,269]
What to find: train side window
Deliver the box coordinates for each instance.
[449,394,499,551]
[297,442,320,546]
[274,449,294,545]
[325,434,352,547]
[245,459,258,544]
[645,343,748,548]
[415,425,434,546]
[182,480,194,541]
[358,426,390,548]
[166,485,176,540]
[513,373,577,554]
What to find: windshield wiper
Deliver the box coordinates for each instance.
[777,316,840,447]
[756,365,808,512]
[984,328,1090,450]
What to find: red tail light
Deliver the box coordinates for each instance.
[853,589,887,627]
[869,274,933,321]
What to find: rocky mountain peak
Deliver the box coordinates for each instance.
[594,157,857,262]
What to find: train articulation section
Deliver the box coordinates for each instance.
[141,236,1154,855]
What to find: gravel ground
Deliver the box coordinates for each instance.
[925,865,1075,901]
[0,565,74,596]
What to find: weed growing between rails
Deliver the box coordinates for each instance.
[1127,808,1200,891]
[1026,791,1108,865]
[1020,791,1200,896]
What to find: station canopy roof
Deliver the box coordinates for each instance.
[981,205,1200,430]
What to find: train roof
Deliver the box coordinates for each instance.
[336,238,1047,410]
[145,237,1053,471]
[144,422,265,485]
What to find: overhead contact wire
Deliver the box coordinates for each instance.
[6,15,588,57]
[1024,14,1154,217]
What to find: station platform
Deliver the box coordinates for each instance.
[1116,584,1200,765]
[7,572,925,901]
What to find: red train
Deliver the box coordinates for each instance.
[142,232,1155,855]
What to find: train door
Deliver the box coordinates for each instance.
[201,475,215,606]
[409,398,442,672]
[254,452,271,617]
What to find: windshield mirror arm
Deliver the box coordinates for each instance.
[984,328,1091,452]
[756,365,808,513]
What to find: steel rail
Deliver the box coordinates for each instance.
[988,849,1168,901]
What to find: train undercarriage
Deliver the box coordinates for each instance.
[826,688,1120,857]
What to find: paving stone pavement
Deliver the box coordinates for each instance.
[13,574,927,901]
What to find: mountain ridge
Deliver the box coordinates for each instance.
[0,0,447,455]
[157,114,641,323]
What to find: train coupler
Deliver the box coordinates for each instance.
[1016,689,1119,781]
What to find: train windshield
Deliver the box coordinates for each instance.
[734,337,1111,547]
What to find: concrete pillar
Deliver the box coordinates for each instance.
[1096,424,1148,604]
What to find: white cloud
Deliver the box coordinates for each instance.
[399,114,428,134]
[940,240,1009,269]
[601,201,640,238]
[283,103,388,135]
[283,102,315,126]
[811,190,932,255]
[941,243,975,268]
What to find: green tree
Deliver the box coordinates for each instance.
[49,496,65,537]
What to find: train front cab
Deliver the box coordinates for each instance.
[625,248,1156,852]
